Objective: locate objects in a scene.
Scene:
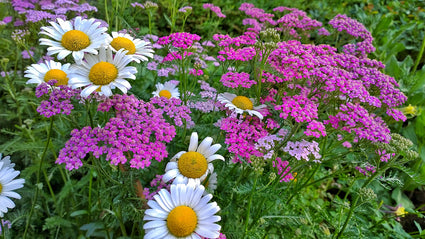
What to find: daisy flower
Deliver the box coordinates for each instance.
[108,32,154,63]
[68,47,137,98]
[152,81,180,99]
[163,132,224,185]
[143,183,221,239]
[39,16,109,63]
[24,60,72,86]
[217,92,266,120]
[0,154,25,217]
[202,170,217,195]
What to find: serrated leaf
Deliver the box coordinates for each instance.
[43,216,72,231]
[394,165,425,186]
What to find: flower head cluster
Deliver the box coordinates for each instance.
[11,0,97,23]
[273,157,294,182]
[239,3,275,25]
[150,96,195,128]
[276,9,323,39]
[188,81,222,113]
[0,154,25,217]
[219,115,271,163]
[157,32,201,49]
[355,164,376,176]
[203,3,226,18]
[283,140,322,162]
[35,81,81,118]
[304,120,327,138]
[142,175,171,200]
[325,103,391,143]
[220,72,256,88]
[275,95,318,123]
[329,14,375,57]
[57,94,176,170]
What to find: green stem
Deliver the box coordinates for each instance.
[335,166,388,238]
[104,0,110,28]
[42,168,57,207]
[244,174,258,237]
[286,163,320,204]
[23,117,54,239]
[88,168,93,218]
[412,32,425,74]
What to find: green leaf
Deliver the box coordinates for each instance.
[43,216,73,231]
[394,165,425,187]
[70,210,88,217]
[391,187,414,209]
[80,222,104,237]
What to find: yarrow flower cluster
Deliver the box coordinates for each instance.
[220,72,256,88]
[219,115,271,163]
[57,94,176,170]
[203,3,226,18]
[157,32,201,49]
[283,140,322,162]
[35,81,82,118]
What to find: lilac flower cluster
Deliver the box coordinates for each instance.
[329,14,375,57]
[11,0,97,23]
[255,134,282,159]
[283,140,321,162]
[203,3,226,18]
[35,81,81,118]
[273,157,294,182]
[150,96,195,128]
[274,95,318,123]
[219,115,272,163]
[57,94,176,170]
[157,32,201,49]
[188,81,222,113]
[220,72,256,88]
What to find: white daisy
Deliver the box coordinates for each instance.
[202,170,218,195]
[163,132,224,185]
[0,154,25,217]
[217,92,266,120]
[143,183,221,239]
[152,81,180,99]
[68,47,137,98]
[39,16,109,63]
[24,60,72,86]
[108,32,154,63]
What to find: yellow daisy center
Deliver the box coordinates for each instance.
[0,183,2,193]
[232,96,253,110]
[159,90,172,99]
[167,205,197,237]
[44,69,69,86]
[178,152,208,179]
[89,62,118,85]
[111,37,136,55]
[61,30,91,51]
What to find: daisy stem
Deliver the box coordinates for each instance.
[23,117,54,239]
[104,0,110,28]
[244,173,258,237]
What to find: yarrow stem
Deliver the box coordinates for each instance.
[23,117,54,239]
